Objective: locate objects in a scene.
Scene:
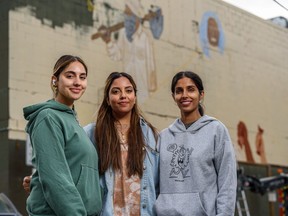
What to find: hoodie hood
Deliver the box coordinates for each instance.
[168,115,216,134]
[23,99,74,134]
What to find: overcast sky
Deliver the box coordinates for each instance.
[222,0,288,19]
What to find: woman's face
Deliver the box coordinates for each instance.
[172,77,203,117]
[108,76,136,118]
[54,61,87,108]
[207,17,219,47]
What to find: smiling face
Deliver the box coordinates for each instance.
[207,17,219,47]
[108,76,136,118]
[53,61,87,108]
[172,77,204,121]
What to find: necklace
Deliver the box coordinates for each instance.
[115,123,130,144]
[118,130,127,143]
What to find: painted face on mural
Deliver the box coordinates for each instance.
[207,17,219,47]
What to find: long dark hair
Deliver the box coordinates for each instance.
[95,72,158,177]
[171,71,205,116]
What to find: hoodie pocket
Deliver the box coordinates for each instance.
[76,164,102,215]
[154,192,208,216]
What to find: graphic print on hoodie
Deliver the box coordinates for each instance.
[167,143,193,180]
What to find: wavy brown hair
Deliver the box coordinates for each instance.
[95,72,158,177]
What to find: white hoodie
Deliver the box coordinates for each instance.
[155,115,237,216]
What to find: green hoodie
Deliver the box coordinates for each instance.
[23,99,102,216]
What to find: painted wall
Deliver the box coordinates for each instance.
[7,0,288,167]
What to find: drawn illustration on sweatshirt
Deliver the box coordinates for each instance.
[167,143,193,180]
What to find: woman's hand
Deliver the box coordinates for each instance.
[23,175,32,194]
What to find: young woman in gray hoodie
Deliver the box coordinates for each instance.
[154,71,237,216]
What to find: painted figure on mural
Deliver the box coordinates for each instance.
[207,17,219,47]
[199,11,225,57]
[255,125,267,164]
[93,0,163,104]
[237,121,255,163]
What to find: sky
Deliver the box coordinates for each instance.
[222,0,288,19]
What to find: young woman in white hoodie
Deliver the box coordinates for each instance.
[154,71,237,216]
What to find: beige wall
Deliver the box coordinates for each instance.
[9,0,288,165]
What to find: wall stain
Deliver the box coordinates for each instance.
[9,0,93,28]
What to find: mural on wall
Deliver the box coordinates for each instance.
[237,121,255,163]
[199,11,225,58]
[91,0,163,104]
[237,121,268,164]
[255,125,267,164]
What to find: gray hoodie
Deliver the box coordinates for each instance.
[154,115,237,216]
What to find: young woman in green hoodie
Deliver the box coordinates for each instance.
[23,55,102,216]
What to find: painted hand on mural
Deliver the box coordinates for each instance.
[255,125,267,164]
[237,121,268,164]
[237,121,255,163]
[97,25,112,43]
